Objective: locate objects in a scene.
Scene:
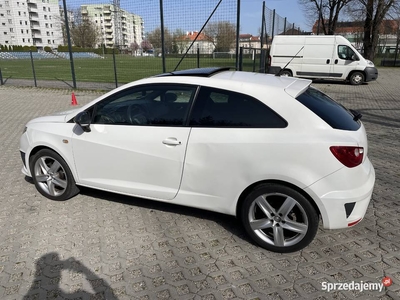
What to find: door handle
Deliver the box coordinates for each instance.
[326,59,330,64]
[162,138,181,146]
[335,59,338,64]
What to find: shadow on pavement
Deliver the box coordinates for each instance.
[23,252,118,300]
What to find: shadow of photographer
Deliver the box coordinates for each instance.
[23,252,118,300]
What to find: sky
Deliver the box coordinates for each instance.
[67,0,310,36]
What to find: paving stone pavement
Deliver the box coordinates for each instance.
[0,69,399,300]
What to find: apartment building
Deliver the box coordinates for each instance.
[81,4,144,49]
[0,0,63,49]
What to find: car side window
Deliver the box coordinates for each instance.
[338,45,358,61]
[189,87,287,128]
[92,84,197,126]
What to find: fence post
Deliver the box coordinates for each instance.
[159,0,166,73]
[260,49,267,73]
[113,48,118,88]
[235,0,241,70]
[271,9,276,40]
[30,51,37,88]
[0,68,3,85]
[284,17,287,35]
[62,0,77,89]
[260,1,266,71]
[252,49,256,72]
[197,47,200,68]
[238,47,243,71]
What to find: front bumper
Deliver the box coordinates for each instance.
[304,157,375,229]
[365,67,378,82]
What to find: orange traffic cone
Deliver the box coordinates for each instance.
[71,92,78,106]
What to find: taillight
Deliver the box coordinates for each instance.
[330,146,364,168]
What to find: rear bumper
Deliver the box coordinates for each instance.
[304,157,375,229]
[365,67,378,82]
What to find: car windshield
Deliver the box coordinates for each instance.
[296,87,361,131]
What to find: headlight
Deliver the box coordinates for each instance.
[23,126,27,133]
[366,60,374,67]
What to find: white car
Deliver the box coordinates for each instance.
[20,67,375,252]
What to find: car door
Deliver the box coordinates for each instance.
[332,44,360,79]
[71,84,197,200]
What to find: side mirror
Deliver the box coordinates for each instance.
[75,111,91,132]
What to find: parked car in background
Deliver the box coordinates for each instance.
[268,35,378,85]
[20,67,375,252]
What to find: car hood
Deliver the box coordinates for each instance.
[27,108,80,125]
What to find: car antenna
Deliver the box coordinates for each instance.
[275,46,304,76]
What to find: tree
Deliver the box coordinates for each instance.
[362,0,396,59]
[70,17,100,48]
[141,40,153,52]
[147,27,174,53]
[299,0,354,34]
[130,41,139,55]
[204,21,236,52]
[344,0,396,59]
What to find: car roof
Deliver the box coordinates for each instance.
[154,67,311,99]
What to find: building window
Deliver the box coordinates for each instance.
[25,21,28,25]
[21,29,24,34]
[43,7,46,11]
[23,38,25,42]
[3,32,7,35]
[18,11,21,16]
[8,19,12,24]
[26,29,29,34]
[48,39,51,44]
[47,31,50,36]
[45,23,48,28]
[48,7,50,12]
[20,21,22,25]
[7,10,11,15]
[9,28,13,32]
[44,15,47,19]
[5,1,9,6]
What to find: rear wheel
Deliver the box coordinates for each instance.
[280,70,292,77]
[30,149,79,201]
[241,183,319,253]
[349,72,364,85]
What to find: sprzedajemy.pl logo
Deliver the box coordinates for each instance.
[321,277,392,293]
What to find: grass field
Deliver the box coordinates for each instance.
[0,54,258,84]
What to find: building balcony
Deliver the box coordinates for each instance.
[32,33,41,38]
[30,24,41,30]
[106,35,113,39]
[27,5,38,11]
[81,9,88,14]
[104,16,112,21]
[27,0,37,3]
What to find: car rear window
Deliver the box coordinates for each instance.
[296,87,361,131]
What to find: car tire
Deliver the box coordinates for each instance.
[30,149,80,201]
[280,70,292,77]
[349,72,364,85]
[241,183,319,253]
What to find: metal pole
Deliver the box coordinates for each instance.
[252,49,256,72]
[271,9,276,40]
[30,51,37,87]
[159,0,166,73]
[62,0,76,89]
[259,1,265,71]
[317,0,322,35]
[235,0,241,70]
[0,68,3,85]
[197,47,200,68]
[238,47,243,71]
[113,48,118,88]
[284,17,287,35]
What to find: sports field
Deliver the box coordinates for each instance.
[0,55,258,84]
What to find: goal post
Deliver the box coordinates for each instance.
[212,52,234,59]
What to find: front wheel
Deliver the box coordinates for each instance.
[349,72,365,85]
[241,183,319,253]
[30,149,79,201]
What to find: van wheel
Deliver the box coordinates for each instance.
[241,183,319,253]
[280,70,292,77]
[349,72,364,85]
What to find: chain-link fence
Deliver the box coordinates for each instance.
[238,1,307,73]
[0,0,238,89]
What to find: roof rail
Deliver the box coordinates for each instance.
[155,67,232,78]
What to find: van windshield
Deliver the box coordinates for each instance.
[296,87,361,131]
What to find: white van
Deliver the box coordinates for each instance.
[268,35,378,85]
